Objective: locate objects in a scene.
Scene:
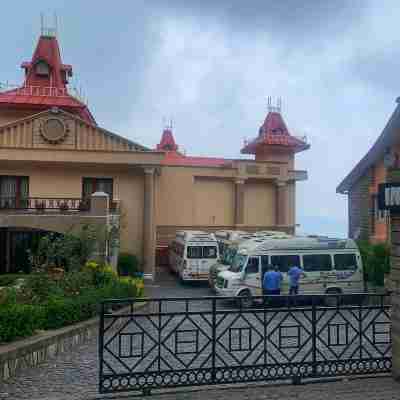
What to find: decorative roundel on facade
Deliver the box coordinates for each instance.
[40,118,68,144]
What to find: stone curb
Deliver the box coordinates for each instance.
[0,299,147,382]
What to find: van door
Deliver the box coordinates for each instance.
[244,256,261,295]
[200,245,218,278]
[186,245,202,278]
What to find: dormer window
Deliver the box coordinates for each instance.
[35,61,50,77]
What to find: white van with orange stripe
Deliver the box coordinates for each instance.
[169,231,219,282]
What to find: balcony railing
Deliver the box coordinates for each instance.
[0,197,90,212]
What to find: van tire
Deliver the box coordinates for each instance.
[324,288,342,307]
[237,290,253,308]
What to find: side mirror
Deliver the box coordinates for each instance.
[240,270,246,281]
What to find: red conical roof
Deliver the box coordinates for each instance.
[21,35,72,89]
[241,111,309,154]
[0,35,95,124]
[157,128,178,151]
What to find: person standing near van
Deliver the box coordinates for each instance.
[263,265,283,296]
[288,265,306,295]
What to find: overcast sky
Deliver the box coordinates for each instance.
[2,1,399,237]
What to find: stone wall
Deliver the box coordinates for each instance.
[348,168,372,240]
[0,314,99,382]
[391,215,400,380]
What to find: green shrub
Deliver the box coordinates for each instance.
[0,304,44,342]
[0,274,29,287]
[117,253,140,276]
[357,240,391,287]
[58,270,93,296]
[1,271,141,342]
[21,273,62,304]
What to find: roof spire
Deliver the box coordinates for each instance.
[241,100,309,155]
[40,12,58,38]
[157,118,178,151]
[267,96,282,113]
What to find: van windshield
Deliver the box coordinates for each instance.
[221,247,237,265]
[229,254,248,272]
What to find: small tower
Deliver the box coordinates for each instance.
[156,125,178,152]
[241,98,309,161]
[0,28,95,124]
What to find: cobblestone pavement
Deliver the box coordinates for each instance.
[0,269,397,400]
[0,269,211,400]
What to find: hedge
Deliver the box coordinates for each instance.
[0,279,140,342]
[0,304,44,342]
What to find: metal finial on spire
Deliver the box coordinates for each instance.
[267,96,282,113]
[40,12,57,37]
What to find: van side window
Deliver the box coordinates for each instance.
[303,254,332,272]
[334,254,357,270]
[261,255,269,270]
[187,246,202,259]
[271,255,300,273]
[246,257,259,274]
[203,246,218,259]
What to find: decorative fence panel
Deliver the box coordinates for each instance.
[99,294,391,395]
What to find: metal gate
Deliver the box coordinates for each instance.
[99,294,391,395]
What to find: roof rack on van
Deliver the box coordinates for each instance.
[175,230,217,242]
[238,236,357,254]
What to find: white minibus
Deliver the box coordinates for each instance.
[209,231,292,289]
[214,236,364,306]
[169,231,219,282]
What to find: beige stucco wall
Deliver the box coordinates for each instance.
[0,109,38,127]
[244,181,276,226]
[155,166,236,226]
[255,148,295,169]
[194,178,235,225]
[288,182,296,228]
[0,164,145,259]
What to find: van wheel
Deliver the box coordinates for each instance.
[237,290,253,308]
[324,288,342,307]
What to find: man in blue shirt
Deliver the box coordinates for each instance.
[288,265,306,295]
[263,265,283,296]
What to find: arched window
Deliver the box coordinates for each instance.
[35,61,50,77]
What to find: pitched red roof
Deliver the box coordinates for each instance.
[0,35,95,124]
[241,111,309,154]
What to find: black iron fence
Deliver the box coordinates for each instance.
[99,294,391,395]
[0,197,90,212]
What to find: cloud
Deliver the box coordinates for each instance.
[153,0,369,47]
